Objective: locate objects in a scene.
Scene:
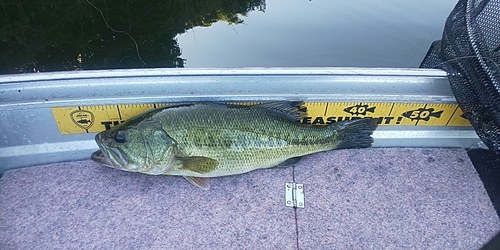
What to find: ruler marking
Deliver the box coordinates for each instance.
[446,104,459,126]
[387,103,395,117]
[323,103,329,117]
[77,106,89,133]
[85,106,88,133]
[116,105,122,120]
[415,103,426,126]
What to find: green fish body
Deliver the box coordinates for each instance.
[91,103,377,190]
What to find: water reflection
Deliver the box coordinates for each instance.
[176,0,457,68]
[0,0,265,74]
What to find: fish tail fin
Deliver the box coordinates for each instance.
[329,118,378,149]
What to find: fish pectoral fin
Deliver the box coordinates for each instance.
[276,156,303,168]
[178,156,218,174]
[184,176,210,190]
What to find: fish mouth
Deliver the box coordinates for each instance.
[91,146,129,169]
[92,133,128,169]
[91,150,112,166]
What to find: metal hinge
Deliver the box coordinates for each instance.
[285,182,304,208]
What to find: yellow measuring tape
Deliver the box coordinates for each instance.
[51,102,471,135]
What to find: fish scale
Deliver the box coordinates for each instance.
[160,104,337,177]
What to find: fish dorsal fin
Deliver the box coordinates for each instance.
[178,156,218,174]
[184,176,210,190]
[255,102,307,121]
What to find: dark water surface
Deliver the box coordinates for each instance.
[1,0,456,73]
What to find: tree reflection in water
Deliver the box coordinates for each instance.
[0,0,265,73]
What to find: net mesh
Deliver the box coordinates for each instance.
[420,0,500,155]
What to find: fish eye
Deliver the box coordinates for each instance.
[114,131,126,143]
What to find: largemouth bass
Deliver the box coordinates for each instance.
[91,102,377,190]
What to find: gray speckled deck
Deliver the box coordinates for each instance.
[294,148,499,249]
[0,160,295,249]
[1,148,499,249]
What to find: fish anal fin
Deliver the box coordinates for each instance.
[184,176,210,190]
[276,156,303,168]
[178,156,218,174]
